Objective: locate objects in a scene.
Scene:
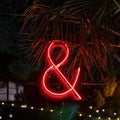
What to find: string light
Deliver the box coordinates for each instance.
[11,103,15,106]
[108,117,111,120]
[30,106,34,109]
[50,109,54,112]
[96,109,99,113]
[9,114,13,118]
[21,105,27,108]
[89,106,93,109]
[1,102,5,105]
[0,102,119,119]
[78,113,82,117]
[40,108,44,111]
[102,109,105,112]
[88,115,92,117]
[98,116,101,119]
[114,112,117,116]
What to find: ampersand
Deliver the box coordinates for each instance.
[38,40,82,100]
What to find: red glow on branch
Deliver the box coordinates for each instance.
[38,40,82,100]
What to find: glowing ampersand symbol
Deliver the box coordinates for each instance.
[39,40,82,100]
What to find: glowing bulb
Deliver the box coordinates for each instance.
[89,115,92,117]
[96,109,99,113]
[21,105,27,108]
[114,112,117,116]
[50,109,54,112]
[78,113,82,116]
[108,117,111,120]
[30,106,34,109]
[89,106,93,109]
[11,103,14,106]
[117,118,120,120]
[1,102,4,105]
[9,114,13,118]
[40,108,44,111]
[21,105,24,108]
[98,117,101,119]
[0,116,2,119]
[102,109,105,112]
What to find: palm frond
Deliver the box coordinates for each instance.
[52,103,78,120]
[21,0,120,82]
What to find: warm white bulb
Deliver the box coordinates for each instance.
[9,114,13,118]
[21,105,27,108]
[98,117,101,119]
[88,115,92,117]
[11,103,14,106]
[108,117,111,120]
[78,113,82,116]
[30,106,34,109]
[102,109,105,112]
[40,108,44,111]
[50,109,54,112]
[89,106,93,109]
[0,116,2,119]
[113,112,117,116]
[96,110,99,113]
[1,102,4,105]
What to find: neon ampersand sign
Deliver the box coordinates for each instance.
[38,40,82,100]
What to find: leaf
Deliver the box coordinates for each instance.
[52,103,78,120]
